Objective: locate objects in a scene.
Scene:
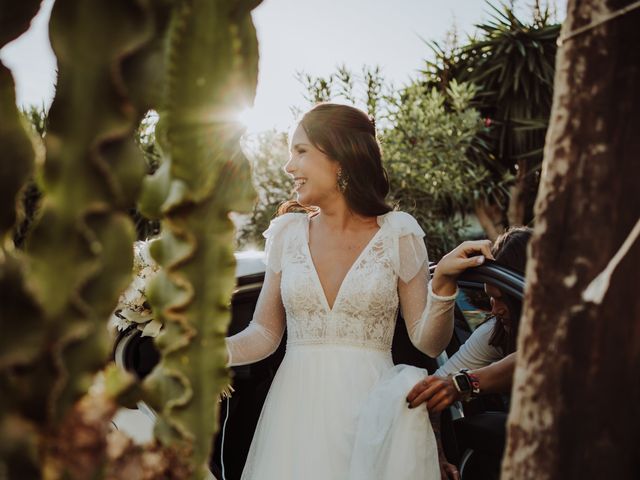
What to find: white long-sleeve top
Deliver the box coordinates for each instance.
[434,318,504,376]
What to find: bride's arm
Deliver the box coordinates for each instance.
[398,258,457,358]
[225,267,286,367]
[399,237,495,358]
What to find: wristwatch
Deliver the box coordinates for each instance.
[451,369,481,401]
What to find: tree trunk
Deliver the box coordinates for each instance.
[474,199,504,241]
[506,161,527,227]
[502,1,640,479]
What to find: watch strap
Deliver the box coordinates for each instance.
[466,369,481,398]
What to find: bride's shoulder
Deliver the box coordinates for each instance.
[263,212,307,240]
[262,213,307,272]
[379,211,425,238]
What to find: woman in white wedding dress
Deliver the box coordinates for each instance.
[225,104,493,480]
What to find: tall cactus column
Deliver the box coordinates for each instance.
[0,2,43,478]
[1,1,158,478]
[23,0,155,422]
[139,0,260,478]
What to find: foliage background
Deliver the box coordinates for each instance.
[13,2,560,263]
[236,2,560,259]
[422,3,560,237]
[237,68,487,260]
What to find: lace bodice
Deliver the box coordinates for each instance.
[281,212,418,349]
[226,212,457,366]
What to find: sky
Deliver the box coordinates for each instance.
[1,0,565,133]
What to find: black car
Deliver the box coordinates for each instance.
[114,254,524,480]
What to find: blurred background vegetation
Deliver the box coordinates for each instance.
[15,1,560,262]
[236,1,560,259]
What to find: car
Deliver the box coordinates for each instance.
[113,252,524,480]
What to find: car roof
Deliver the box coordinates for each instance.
[431,260,525,300]
[234,250,266,277]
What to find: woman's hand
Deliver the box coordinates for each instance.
[406,375,460,412]
[432,240,494,296]
[439,456,460,480]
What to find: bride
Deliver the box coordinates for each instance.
[226,103,493,479]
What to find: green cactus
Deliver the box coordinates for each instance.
[0,2,47,477]
[0,0,43,356]
[1,0,165,477]
[139,1,260,477]
[0,0,42,242]
[21,0,159,430]
[1,0,260,477]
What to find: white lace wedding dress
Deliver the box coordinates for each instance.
[226,211,457,480]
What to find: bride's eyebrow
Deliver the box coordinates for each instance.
[291,143,310,151]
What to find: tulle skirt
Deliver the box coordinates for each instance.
[240,343,440,480]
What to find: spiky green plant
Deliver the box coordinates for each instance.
[3,0,258,477]
[2,0,167,477]
[422,1,560,231]
[137,0,260,477]
[0,2,43,477]
[22,0,158,429]
[0,1,41,245]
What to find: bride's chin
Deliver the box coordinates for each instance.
[296,192,313,206]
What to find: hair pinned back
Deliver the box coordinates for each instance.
[279,103,392,217]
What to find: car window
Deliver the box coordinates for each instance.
[456,286,491,332]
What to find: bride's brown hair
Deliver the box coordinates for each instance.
[278,103,393,217]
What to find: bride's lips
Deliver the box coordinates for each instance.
[293,177,307,192]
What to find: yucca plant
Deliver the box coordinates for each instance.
[422,1,560,236]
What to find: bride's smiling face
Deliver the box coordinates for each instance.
[285,124,341,207]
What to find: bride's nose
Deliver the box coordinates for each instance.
[284,155,296,175]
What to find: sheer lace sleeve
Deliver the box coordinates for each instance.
[225,214,301,366]
[386,212,457,358]
[225,267,286,366]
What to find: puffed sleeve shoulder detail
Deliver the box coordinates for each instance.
[262,213,306,273]
[381,211,428,283]
[383,211,426,238]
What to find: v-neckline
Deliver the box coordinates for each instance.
[303,215,385,313]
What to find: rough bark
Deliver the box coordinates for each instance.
[502,0,640,479]
[474,200,504,241]
[507,159,535,227]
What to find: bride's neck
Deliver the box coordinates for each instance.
[314,199,375,232]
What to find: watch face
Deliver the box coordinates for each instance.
[454,374,472,392]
